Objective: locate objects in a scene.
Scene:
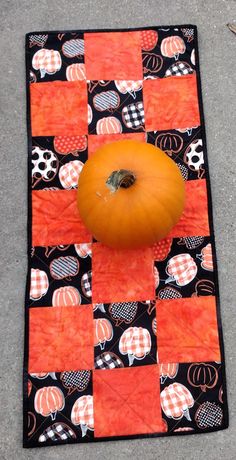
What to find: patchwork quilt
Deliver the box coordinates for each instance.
[24,24,228,448]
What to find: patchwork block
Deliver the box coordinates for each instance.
[153,236,215,299]
[147,128,205,181]
[169,179,209,237]
[93,301,157,368]
[32,190,92,246]
[30,81,88,136]
[84,32,143,80]
[29,306,94,372]
[92,243,155,303]
[93,366,164,437]
[159,361,224,431]
[29,243,92,306]
[156,296,220,362]
[87,80,145,134]
[143,75,200,131]
[31,135,88,190]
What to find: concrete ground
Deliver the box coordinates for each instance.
[0,0,236,459]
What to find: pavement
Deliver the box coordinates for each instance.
[0,0,236,459]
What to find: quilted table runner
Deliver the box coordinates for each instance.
[24,25,228,448]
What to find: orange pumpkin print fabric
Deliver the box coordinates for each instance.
[24,25,228,448]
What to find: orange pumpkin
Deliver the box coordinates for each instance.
[160,36,186,60]
[140,30,158,50]
[154,265,159,289]
[198,243,213,271]
[161,383,194,420]
[96,116,122,135]
[119,326,151,365]
[77,140,185,249]
[153,237,173,261]
[142,53,163,74]
[54,134,87,155]
[155,132,183,156]
[74,243,92,258]
[187,363,218,392]
[94,318,113,350]
[52,286,81,307]
[34,386,65,420]
[66,63,86,81]
[71,395,94,436]
[159,363,179,384]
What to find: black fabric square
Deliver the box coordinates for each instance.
[87,80,145,134]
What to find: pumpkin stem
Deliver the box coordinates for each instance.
[106,169,136,192]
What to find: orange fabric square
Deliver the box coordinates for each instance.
[32,190,92,247]
[30,81,88,136]
[29,305,94,372]
[88,132,146,157]
[156,296,220,363]
[92,243,155,303]
[85,32,143,80]
[168,179,210,238]
[93,365,164,437]
[143,75,200,131]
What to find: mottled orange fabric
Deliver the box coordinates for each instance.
[93,365,164,437]
[32,190,92,246]
[84,32,143,80]
[92,243,155,303]
[30,81,88,136]
[168,179,210,237]
[29,306,94,372]
[143,75,200,131]
[88,132,146,157]
[156,296,220,363]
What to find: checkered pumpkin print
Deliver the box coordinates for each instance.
[114,80,143,98]
[166,253,198,286]
[109,302,138,326]
[195,402,223,429]
[122,102,145,129]
[71,395,94,437]
[119,327,151,366]
[58,160,84,189]
[161,383,194,420]
[38,423,76,443]
[165,61,194,77]
[60,370,91,394]
[30,268,49,300]
[32,49,62,78]
[81,271,92,298]
[95,352,124,370]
